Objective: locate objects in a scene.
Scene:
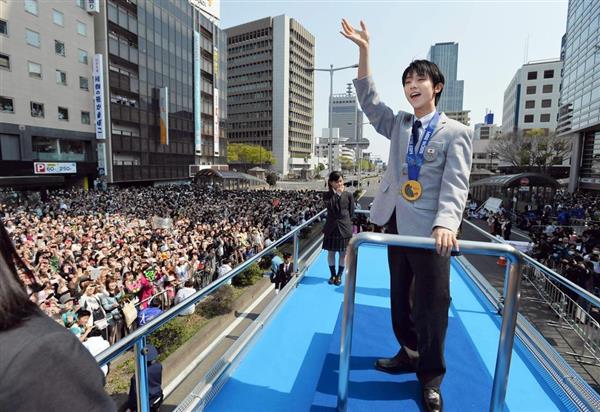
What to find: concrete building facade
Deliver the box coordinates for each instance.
[0,0,97,187]
[501,59,563,136]
[225,15,314,176]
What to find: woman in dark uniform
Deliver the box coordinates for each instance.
[322,171,355,286]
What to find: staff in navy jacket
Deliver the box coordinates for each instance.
[322,171,355,286]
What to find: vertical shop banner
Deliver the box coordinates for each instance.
[213,46,219,156]
[194,31,202,154]
[92,54,105,140]
[159,87,169,145]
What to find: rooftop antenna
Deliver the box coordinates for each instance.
[346,83,353,96]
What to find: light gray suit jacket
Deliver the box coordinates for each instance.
[353,75,473,237]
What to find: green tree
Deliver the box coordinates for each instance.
[341,157,354,171]
[227,143,276,165]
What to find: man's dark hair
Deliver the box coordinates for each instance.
[401,60,445,106]
[76,309,92,319]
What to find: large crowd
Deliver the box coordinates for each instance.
[475,190,600,298]
[0,185,322,345]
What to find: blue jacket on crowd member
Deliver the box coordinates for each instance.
[558,210,570,226]
[127,344,163,411]
[137,298,163,326]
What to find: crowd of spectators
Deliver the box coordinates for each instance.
[0,185,322,346]
[472,190,600,298]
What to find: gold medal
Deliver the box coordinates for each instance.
[401,180,422,201]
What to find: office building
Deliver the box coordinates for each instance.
[445,110,470,126]
[226,15,315,176]
[94,0,226,184]
[331,85,363,143]
[0,0,97,188]
[474,123,500,140]
[428,42,464,113]
[501,59,563,136]
[558,0,600,192]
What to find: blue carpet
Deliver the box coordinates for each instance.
[207,246,575,411]
[310,304,492,411]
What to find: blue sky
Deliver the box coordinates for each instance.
[219,0,568,160]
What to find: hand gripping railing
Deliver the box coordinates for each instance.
[337,232,522,412]
[95,209,326,412]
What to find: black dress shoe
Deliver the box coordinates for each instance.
[334,275,342,286]
[374,349,416,374]
[421,387,443,412]
[328,276,335,285]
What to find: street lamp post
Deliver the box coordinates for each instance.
[305,63,359,173]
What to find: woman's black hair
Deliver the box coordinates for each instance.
[0,219,40,331]
[328,171,343,184]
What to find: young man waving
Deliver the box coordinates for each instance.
[341,19,473,412]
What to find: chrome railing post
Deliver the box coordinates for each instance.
[490,255,521,411]
[337,236,360,412]
[134,336,150,412]
[293,230,300,273]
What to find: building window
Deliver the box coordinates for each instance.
[26,29,41,47]
[524,114,534,123]
[52,9,64,26]
[76,0,84,9]
[544,70,554,79]
[0,134,20,160]
[525,100,535,109]
[24,0,38,15]
[540,113,551,122]
[79,76,89,90]
[56,70,67,85]
[58,107,69,121]
[0,96,14,113]
[81,111,90,124]
[527,71,537,80]
[78,49,88,64]
[542,84,553,93]
[541,99,552,108]
[0,19,7,36]
[30,101,44,118]
[28,61,42,79]
[77,21,87,37]
[526,86,536,94]
[55,40,66,56]
[0,53,10,70]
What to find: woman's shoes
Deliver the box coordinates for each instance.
[334,275,342,286]
[328,276,335,285]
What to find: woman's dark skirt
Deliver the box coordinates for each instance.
[322,228,350,252]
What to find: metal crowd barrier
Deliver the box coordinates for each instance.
[463,219,600,366]
[338,232,523,412]
[522,265,600,365]
[95,209,326,412]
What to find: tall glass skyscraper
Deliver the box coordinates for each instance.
[559,0,600,192]
[427,42,464,113]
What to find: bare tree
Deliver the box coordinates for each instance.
[488,129,571,173]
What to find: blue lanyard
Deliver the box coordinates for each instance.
[407,112,440,181]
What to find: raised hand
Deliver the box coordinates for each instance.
[340,18,369,49]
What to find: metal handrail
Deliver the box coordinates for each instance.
[463,219,600,308]
[338,232,522,412]
[95,209,326,411]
